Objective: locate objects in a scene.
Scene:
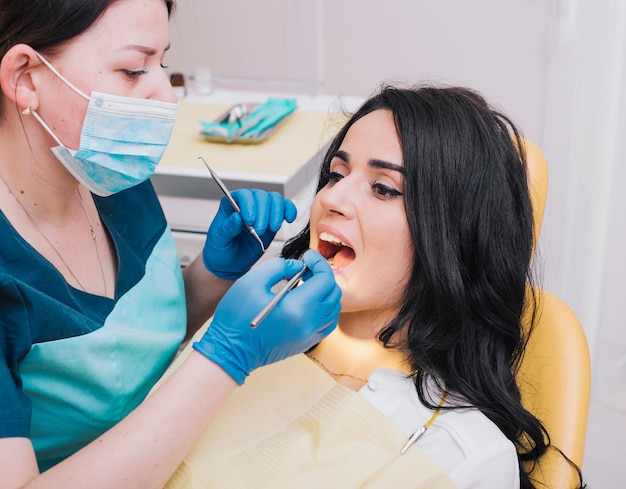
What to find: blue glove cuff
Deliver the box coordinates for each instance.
[192,340,248,385]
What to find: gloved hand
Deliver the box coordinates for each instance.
[193,250,341,385]
[202,189,297,280]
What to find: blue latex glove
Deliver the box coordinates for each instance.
[193,250,341,385]
[203,189,297,280]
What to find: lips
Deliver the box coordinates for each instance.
[317,231,356,269]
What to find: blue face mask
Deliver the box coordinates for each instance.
[29,52,178,197]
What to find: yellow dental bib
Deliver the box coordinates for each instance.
[157,331,457,489]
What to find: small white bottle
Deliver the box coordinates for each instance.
[194,66,213,96]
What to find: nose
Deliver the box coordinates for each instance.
[317,175,356,219]
[149,68,178,103]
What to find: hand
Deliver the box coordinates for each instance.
[193,250,341,385]
[202,189,297,280]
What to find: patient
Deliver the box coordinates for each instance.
[164,85,585,489]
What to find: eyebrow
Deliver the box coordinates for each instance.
[120,44,171,56]
[333,150,406,175]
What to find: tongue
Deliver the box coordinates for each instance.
[332,247,355,268]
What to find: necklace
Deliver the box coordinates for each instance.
[76,190,108,296]
[0,173,108,295]
[305,351,369,383]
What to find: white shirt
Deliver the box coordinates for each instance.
[359,369,520,489]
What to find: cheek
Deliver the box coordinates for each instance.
[46,98,88,149]
[371,218,413,288]
[61,113,86,148]
[308,198,323,241]
[367,208,411,252]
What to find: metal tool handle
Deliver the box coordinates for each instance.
[198,157,266,252]
[250,265,307,328]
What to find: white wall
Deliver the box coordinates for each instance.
[167,0,626,405]
[167,0,321,91]
[168,0,554,143]
[543,0,626,405]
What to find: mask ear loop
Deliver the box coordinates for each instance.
[23,51,87,149]
[24,107,66,147]
[34,51,90,101]
[19,51,91,160]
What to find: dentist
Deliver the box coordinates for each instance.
[0,1,341,488]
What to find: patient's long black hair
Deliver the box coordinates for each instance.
[282,84,585,489]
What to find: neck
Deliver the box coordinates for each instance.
[0,140,80,224]
[1,99,78,185]
[0,112,113,298]
[336,308,400,338]
[0,170,80,225]
[309,315,410,390]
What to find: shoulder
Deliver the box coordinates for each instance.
[427,405,520,488]
[360,369,519,489]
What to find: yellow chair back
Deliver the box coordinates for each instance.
[518,139,591,487]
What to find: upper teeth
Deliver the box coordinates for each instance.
[319,232,348,247]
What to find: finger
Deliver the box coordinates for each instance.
[311,319,338,343]
[234,189,276,237]
[291,250,339,302]
[302,249,334,277]
[308,289,341,321]
[296,285,341,344]
[218,193,238,217]
[286,199,297,223]
[231,189,256,226]
[250,189,271,236]
[267,193,297,230]
[240,257,305,291]
[210,211,245,246]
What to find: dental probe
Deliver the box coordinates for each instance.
[250,265,307,328]
[198,157,266,252]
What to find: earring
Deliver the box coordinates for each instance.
[22,105,31,115]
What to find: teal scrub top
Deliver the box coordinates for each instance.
[0,181,187,471]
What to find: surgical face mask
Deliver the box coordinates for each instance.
[29,52,178,196]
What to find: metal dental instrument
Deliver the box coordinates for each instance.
[199,157,266,252]
[250,264,307,328]
[400,388,448,454]
[199,156,302,328]
[400,425,427,454]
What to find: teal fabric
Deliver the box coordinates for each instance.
[200,97,297,141]
[19,229,186,471]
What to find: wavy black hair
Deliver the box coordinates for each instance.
[282,84,585,489]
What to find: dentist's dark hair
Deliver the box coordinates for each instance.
[282,84,585,489]
[0,0,175,113]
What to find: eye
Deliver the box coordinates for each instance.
[321,168,345,185]
[370,181,403,199]
[123,69,148,80]
[160,63,169,69]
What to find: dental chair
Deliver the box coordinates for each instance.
[517,140,591,488]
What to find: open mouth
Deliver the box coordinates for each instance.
[317,231,356,269]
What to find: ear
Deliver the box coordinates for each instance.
[0,44,43,112]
